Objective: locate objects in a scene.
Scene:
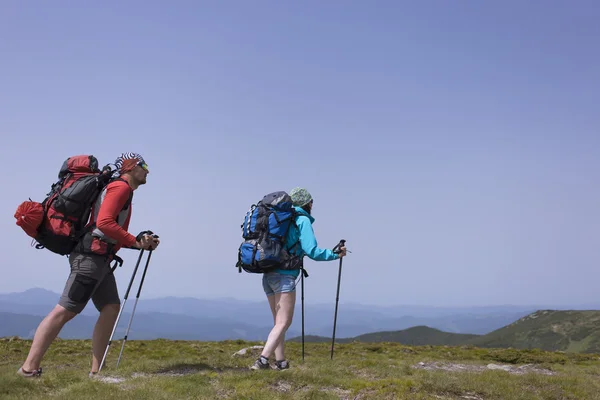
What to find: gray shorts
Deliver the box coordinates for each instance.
[58,253,120,314]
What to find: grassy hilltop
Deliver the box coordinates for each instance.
[2,337,600,399]
[3,310,600,399]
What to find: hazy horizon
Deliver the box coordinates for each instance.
[3,286,600,310]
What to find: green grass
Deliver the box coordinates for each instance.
[2,338,600,399]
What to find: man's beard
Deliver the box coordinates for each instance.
[135,175,147,185]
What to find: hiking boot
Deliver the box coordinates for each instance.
[272,360,290,371]
[17,366,42,378]
[250,356,270,370]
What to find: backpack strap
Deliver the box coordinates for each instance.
[289,212,309,278]
[285,212,301,253]
[108,177,133,210]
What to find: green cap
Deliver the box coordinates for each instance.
[289,187,313,207]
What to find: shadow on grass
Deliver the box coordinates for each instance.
[154,363,251,376]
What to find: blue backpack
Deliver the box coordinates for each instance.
[236,191,302,274]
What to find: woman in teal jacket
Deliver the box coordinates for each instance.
[251,188,347,371]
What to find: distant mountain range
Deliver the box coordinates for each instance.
[289,326,479,346]
[467,310,600,353]
[2,288,600,352]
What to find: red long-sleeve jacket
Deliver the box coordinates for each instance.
[80,178,137,256]
[95,179,137,251]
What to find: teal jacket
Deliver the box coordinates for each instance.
[275,206,339,277]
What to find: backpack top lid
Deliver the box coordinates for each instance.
[261,191,293,209]
[58,155,100,180]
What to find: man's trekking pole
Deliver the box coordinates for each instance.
[116,247,154,369]
[330,239,346,360]
[98,249,145,373]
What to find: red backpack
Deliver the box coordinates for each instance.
[14,155,115,256]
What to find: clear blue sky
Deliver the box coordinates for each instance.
[1,0,598,307]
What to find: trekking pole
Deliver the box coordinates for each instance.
[301,270,305,362]
[330,239,346,360]
[116,248,154,368]
[98,249,145,373]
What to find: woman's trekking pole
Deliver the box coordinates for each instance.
[116,248,154,369]
[330,239,346,360]
[301,271,305,361]
[98,249,145,373]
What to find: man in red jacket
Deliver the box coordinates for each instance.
[18,152,160,378]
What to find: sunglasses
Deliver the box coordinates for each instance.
[138,162,149,172]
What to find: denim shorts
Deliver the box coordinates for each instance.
[262,272,297,296]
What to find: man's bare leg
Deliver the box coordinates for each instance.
[21,305,76,372]
[90,303,120,373]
